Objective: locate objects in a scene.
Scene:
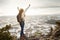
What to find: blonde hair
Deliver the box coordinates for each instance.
[18,8,24,17]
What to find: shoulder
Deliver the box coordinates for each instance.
[17,14,19,18]
[17,14,20,16]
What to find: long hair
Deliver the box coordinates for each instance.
[18,8,24,17]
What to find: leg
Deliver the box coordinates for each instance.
[20,21,25,36]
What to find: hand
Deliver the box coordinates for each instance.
[25,4,30,12]
[29,4,30,7]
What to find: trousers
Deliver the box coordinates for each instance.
[20,21,25,36]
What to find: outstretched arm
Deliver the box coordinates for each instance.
[25,4,30,12]
[17,7,20,11]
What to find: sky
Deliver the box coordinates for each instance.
[0,0,60,16]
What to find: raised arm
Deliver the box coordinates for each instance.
[25,4,30,12]
[17,7,20,11]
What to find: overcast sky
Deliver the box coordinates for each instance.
[0,0,60,16]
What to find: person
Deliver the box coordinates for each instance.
[17,4,30,36]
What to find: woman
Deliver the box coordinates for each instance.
[17,4,30,36]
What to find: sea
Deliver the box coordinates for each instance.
[0,15,60,38]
